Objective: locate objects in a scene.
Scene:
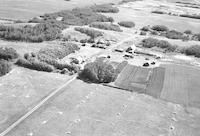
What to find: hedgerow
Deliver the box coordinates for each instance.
[16,58,54,72]
[89,22,122,32]
[118,21,135,28]
[91,4,119,13]
[180,14,200,19]
[151,11,165,14]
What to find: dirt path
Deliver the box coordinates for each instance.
[0,75,77,136]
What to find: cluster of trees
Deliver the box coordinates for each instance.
[74,27,104,39]
[142,38,176,51]
[79,59,117,83]
[141,25,200,41]
[29,7,114,26]
[118,21,135,28]
[184,45,200,58]
[0,47,19,60]
[1,5,117,43]
[0,47,19,76]
[0,60,12,77]
[89,22,122,32]
[141,37,200,58]
[0,20,66,42]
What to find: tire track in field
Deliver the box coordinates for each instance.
[0,75,77,136]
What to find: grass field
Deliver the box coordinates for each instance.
[0,0,121,20]
[5,79,200,136]
[104,0,200,33]
[0,67,71,133]
[0,40,50,56]
[160,64,200,109]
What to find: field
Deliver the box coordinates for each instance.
[0,67,72,133]
[5,79,200,136]
[104,0,200,33]
[115,64,166,96]
[115,64,152,93]
[1,0,200,135]
[114,62,200,109]
[160,64,200,109]
[0,0,121,20]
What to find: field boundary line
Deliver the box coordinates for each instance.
[0,75,77,136]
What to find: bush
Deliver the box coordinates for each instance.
[185,45,200,57]
[0,60,12,76]
[16,58,54,72]
[184,30,192,34]
[24,53,30,60]
[151,11,165,14]
[75,27,103,38]
[91,4,119,13]
[140,26,149,31]
[89,22,122,32]
[142,38,174,50]
[0,47,19,60]
[151,25,169,32]
[79,60,117,83]
[194,33,200,41]
[118,21,135,28]
[140,31,147,35]
[165,30,185,39]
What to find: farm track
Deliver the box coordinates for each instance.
[0,75,77,136]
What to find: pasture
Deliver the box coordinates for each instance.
[0,0,121,20]
[6,79,200,136]
[0,67,71,133]
[104,0,200,33]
